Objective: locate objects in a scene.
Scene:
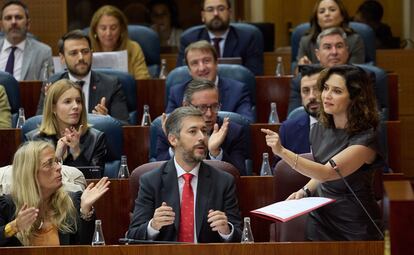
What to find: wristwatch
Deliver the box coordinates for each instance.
[302,187,311,197]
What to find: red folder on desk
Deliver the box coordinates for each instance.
[251,197,335,222]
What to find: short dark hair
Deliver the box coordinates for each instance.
[58,30,92,54]
[299,64,324,77]
[201,0,231,10]
[357,0,384,23]
[165,106,203,138]
[183,79,218,104]
[1,0,29,19]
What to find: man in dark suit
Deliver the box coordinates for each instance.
[176,0,263,75]
[278,65,323,164]
[158,79,249,175]
[128,106,242,243]
[36,30,129,124]
[168,40,254,122]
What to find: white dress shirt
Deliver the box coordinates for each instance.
[0,39,26,80]
[208,29,230,58]
[68,71,92,112]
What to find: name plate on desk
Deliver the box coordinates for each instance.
[77,166,102,179]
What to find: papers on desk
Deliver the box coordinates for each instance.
[251,197,335,222]
[53,50,128,73]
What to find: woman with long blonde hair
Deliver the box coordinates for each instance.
[0,141,110,246]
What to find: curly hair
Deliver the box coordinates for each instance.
[317,65,379,134]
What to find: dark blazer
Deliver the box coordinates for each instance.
[155,117,249,175]
[36,71,129,124]
[25,128,107,174]
[166,77,254,122]
[274,112,311,167]
[177,25,264,75]
[127,160,242,243]
[0,192,95,246]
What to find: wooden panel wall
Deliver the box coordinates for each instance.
[262,0,403,48]
[0,0,67,55]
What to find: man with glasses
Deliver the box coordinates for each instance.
[167,40,254,122]
[176,0,263,75]
[157,79,249,175]
[0,1,53,80]
[36,30,129,124]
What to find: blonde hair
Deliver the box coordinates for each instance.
[39,79,88,136]
[89,5,129,52]
[11,141,77,245]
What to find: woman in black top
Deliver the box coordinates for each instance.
[263,65,384,240]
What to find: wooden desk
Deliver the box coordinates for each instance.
[122,126,150,170]
[255,76,291,123]
[19,81,42,118]
[249,123,280,175]
[0,128,21,166]
[0,241,384,255]
[136,79,166,120]
[384,180,414,255]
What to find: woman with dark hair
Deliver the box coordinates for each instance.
[26,79,107,173]
[89,5,150,79]
[0,141,110,246]
[149,0,183,48]
[263,65,384,240]
[297,0,365,66]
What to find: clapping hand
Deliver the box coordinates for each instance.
[80,177,110,213]
[208,117,229,157]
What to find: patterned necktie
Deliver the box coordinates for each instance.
[212,37,223,58]
[178,173,194,242]
[5,46,17,75]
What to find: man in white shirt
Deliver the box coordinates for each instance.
[0,1,53,80]
[128,106,241,243]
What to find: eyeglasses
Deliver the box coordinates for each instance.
[203,5,229,13]
[189,103,221,113]
[41,157,61,170]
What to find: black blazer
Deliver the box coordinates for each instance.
[25,128,107,174]
[36,71,129,124]
[0,192,95,247]
[127,160,242,243]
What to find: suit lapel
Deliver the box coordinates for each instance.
[217,77,229,106]
[195,162,211,239]
[160,160,181,238]
[88,71,99,112]
[21,38,33,80]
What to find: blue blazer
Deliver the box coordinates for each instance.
[176,25,263,75]
[166,77,254,122]
[155,117,249,175]
[279,111,311,156]
[127,160,242,243]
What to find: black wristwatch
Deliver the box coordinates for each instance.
[302,187,311,197]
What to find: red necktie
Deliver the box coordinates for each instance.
[178,173,194,242]
[212,37,222,58]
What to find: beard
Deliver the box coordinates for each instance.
[181,142,208,164]
[66,60,91,77]
[304,100,320,118]
[205,16,230,32]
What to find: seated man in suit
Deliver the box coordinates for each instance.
[0,85,11,128]
[36,30,129,124]
[288,27,388,117]
[0,1,53,80]
[277,65,323,166]
[168,40,254,122]
[128,106,242,243]
[159,79,249,175]
[176,0,263,75]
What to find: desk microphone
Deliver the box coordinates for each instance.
[328,159,384,239]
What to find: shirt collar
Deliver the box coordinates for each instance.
[3,38,26,51]
[174,157,200,178]
[207,28,230,42]
[68,70,92,84]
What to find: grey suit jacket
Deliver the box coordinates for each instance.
[0,37,53,81]
[128,160,242,243]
